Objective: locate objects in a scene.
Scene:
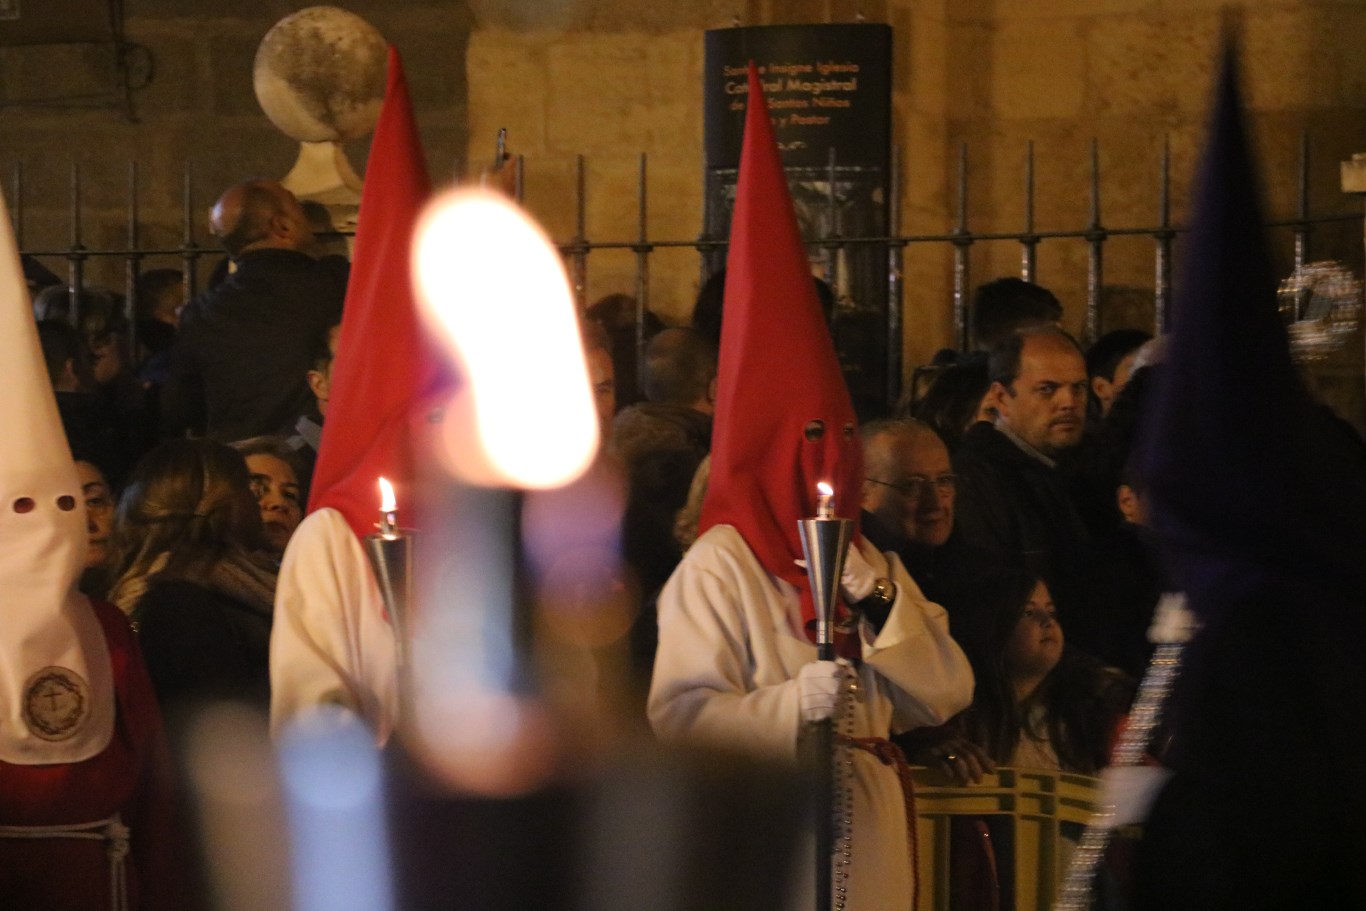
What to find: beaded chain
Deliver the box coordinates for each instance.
[1053,592,1193,911]
[831,679,857,911]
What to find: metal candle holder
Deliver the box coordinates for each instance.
[363,522,414,672]
[797,494,853,911]
[798,509,853,660]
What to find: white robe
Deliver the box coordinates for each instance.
[648,524,974,911]
[269,507,398,742]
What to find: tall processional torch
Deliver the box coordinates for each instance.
[798,481,853,911]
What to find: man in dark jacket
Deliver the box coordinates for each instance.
[162,179,348,442]
[611,327,717,681]
[952,326,1092,622]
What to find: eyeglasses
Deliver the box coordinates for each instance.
[864,474,957,499]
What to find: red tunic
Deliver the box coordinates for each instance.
[0,599,180,911]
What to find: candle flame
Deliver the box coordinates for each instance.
[412,188,598,489]
[378,477,396,513]
[817,481,833,497]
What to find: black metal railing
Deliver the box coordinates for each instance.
[10,133,1362,413]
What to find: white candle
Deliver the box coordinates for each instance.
[377,477,397,537]
[816,481,834,519]
[407,186,598,795]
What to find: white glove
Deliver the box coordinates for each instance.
[798,660,852,723]
[1148,592,1199,644]
[840,543,879,604]
[1099,765,1173,829]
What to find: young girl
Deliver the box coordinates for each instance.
[968,571,1133,774]
[902,570,1136,911]
[905,568,1133,780]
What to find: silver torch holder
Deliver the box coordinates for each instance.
[798,515,853,661]
[363,527,415,673]
[797,509,852,911]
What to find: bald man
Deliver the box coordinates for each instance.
[952,326,1093,624]
[862,419,999,784]
[862,419,955,549]
[163,179,348,442]
[859,418,989,616]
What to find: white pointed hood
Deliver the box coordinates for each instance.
[0,187,114,764]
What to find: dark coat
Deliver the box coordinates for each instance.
[1134,572,1366,910]
[134,578,273,711]
[951,421,1091,621]
[859,509,997,649]
[163,249,347,442]
[1073,521,1167,678]
[613,404,714,686]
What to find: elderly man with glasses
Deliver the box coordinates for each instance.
[861,418,1005,784]
[860,418,976,610]
[862,418,957,547]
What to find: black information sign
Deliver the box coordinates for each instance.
[704,24,891,170]
[703,24,895,416]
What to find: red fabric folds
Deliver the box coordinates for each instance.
[307,46,453,539]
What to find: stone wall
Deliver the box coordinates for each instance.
[937,0,1366,423]
[466,0,963,364]
[0,0,473,289]
[465,0,1366,420]
[944,0,1366,336]
[2,0,1363,416]
[465,24,707,319]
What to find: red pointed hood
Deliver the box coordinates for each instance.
[699,63,863,640]
[308,46,454,537]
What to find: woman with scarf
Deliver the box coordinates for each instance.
[109,439,278,712]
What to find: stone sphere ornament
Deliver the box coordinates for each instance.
[253,6,388,235]
[253,6,387,143]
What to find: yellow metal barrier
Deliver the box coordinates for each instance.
[911,767,1103,911]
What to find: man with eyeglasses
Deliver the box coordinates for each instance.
[860,419,958,578]
[863,419,1010,785]
[951,326,1093,623]
[861,417,1005,637]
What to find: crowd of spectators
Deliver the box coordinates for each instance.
[30,179,340,722]
[25,168,1366,910]
[31,187,1209,767]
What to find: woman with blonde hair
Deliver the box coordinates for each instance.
[109,439,277,710]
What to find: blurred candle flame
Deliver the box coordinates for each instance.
[412,187,598,489]
[378,477,396,514]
